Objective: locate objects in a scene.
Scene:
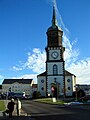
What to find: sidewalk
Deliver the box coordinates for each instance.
[0,110,32,120]
[68,103,90,111]
[0,100,33,120]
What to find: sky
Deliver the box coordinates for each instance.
[0,0,90,84]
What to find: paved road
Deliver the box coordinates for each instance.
[21,100,90,120]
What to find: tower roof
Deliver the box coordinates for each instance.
[47,5,62,32]
[52,6,57,26]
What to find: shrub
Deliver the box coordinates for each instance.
[32,91,41,99]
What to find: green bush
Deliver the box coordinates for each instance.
[32,91,41,99]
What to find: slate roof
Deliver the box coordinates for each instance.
[37,72,46,77]
[65,70,75,76]
[37,70,76,77]
[2,79,33,84]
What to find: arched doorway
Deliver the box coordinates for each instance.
[51,83,59,99]
[53,86,57,98]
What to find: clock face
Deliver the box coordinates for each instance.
[51,51,59,59]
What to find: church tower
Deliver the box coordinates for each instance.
[37,5,76,98]
[45,6,65,97]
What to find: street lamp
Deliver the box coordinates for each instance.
[75,85,78,102]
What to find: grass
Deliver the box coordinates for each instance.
[34,98,66,105]
[0,100,6,111]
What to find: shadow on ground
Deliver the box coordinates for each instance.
[0,115,32,120]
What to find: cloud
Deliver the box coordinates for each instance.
[12,0,90,85]
[67,58,90,84]
[63,34,79,68]
[51,0,69,34]
[50,0,90,84]
[12,66,23,71]
[12,48,46,74]
[0,75,5,84]
[63,35,90,84]
[12,40,90,85]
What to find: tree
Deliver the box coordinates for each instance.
[77,89,85,98]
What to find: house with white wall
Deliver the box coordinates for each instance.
[2,79,34,96]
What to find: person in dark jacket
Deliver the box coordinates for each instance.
[7,98,15,117]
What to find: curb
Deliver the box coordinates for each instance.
[66,104,90,111]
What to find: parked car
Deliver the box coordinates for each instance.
[8,92,15,99]
[80,95,90,102]
[1,93,7,99]
[8,92,26,99]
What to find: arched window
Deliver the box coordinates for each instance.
[68,87,70,90]
[41,87,44,91]
[53,64,58,75]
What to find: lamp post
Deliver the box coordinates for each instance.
[75,85,78,102]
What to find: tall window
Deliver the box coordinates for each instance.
[53,64,58,75]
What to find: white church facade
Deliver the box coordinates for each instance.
[37,6,76,98]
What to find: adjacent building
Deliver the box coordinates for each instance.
[2,79,34,97]
[76,84,90,95]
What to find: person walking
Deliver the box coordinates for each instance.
[16,98,21,116]
[7,98,15,118]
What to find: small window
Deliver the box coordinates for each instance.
[41,87,44,91]
[67,79,70,82]
[41,79,44,83]
[68,87,70,90]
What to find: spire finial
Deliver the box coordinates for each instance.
[52,3,57,26]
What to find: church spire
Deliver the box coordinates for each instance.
[52,5,57,26]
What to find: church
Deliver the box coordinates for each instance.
[37,6,76,98]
